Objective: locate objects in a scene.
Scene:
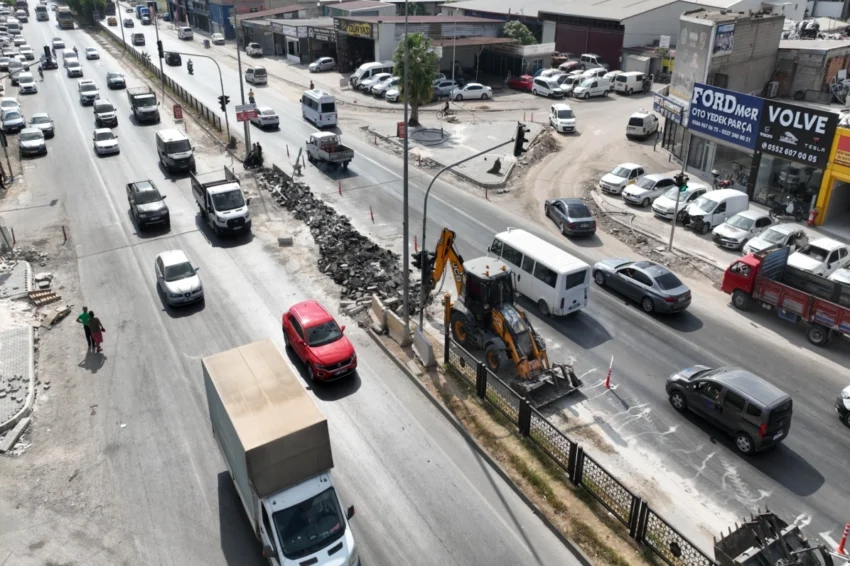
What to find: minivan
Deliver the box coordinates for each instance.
[614,71,647,95]
[349,61,393,88]
[177,26,193,40]
[684,188,749,235]
[531,76,564,98]
[156,129,196,174]
[245,66,267,85]
[573,77,610,99]
[666,366,792,454]
[580,53,609,70]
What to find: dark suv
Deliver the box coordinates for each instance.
[666,366,793,454]
[126,180,170,230]
[165,52,182,66]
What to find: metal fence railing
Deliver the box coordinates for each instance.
[443,333,718,566]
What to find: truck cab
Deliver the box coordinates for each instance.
[191,171,251,235]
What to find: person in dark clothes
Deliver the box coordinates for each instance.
[76,306,93,350]
[87,311,105,353]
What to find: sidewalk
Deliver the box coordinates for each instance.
[367,116,544,188]
[0,261,34,441]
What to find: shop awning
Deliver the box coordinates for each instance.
[431,37,517,48]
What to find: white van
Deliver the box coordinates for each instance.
[489,228,591,317]
[684,188,749,234]
[301,89,337,128]
[573,77,610,99]
[5,17,19,35]
[244,66,267,85]
[349,61,393,88]
[531,76,564,98]
[177,26,193,40]
[613,71,647,95]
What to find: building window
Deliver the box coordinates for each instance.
[752,154,822,211]
[711,73,728,89]
[662,121,688,161]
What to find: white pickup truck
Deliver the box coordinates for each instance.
[306,132,354,169]
[190,170,251,236]
[204,340,359,566]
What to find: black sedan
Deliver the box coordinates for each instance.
[592,258,691,314]
[544,197,596,237]
[40,55,58,70]
[106,71,126,89]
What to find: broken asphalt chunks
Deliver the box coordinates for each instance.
[256,170,422,315]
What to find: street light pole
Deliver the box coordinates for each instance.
[167,50,231,144]
[235,23,251,159]
[402,0,410,332]
[667,135,690,252]
[418,138,514,328]
[151,2,166,98]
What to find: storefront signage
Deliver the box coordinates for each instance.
[309,28,335,43]
[756,100,838,168]
[670,17,713,100]
[713,23,735,56]
[336,20,372,39]
[835,133,850,167]
[653,92,685,125]
[689,83,763,149]
[271,22,307,38]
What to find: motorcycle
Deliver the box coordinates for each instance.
[187,61,194,75]
[769,194,806,221]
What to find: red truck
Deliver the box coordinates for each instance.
[722,247,850,346]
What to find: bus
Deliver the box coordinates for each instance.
[56,6,73,29]
[35,4,47,20]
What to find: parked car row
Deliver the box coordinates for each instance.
[508,65,653,101]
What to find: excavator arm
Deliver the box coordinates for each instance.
[419,228,465,299]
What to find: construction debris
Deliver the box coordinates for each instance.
[28,290,60,307]
[256,169,423,314]
[40,304,72,328]
[2,247,49,265]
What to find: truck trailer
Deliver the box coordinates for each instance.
[203,339,358,566]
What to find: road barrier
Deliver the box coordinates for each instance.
[444,335,718,566]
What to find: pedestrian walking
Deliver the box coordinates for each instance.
[87,311,105,353]
[76,306,93,350]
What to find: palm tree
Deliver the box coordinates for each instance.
[392,32,438,126]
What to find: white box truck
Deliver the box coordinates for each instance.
[204,339,359,566]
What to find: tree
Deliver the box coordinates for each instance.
[68,0,106,24]
[503,21,536,46]
[392,32,438,126]
[397,2,426,16]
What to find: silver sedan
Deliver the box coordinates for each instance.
[593,258,691,314]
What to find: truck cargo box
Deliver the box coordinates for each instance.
[203,339,333,500]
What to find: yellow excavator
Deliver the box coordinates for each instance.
[416,228,581,404]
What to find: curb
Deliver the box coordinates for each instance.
[365,328,594,566]
[0,326,35,435]
[590,190,725,276]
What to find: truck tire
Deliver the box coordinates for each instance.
[806,324,830,346]
[484,343,507,372]
[343,161,349,169]
[450,309,474,347]
[731,290,751,311]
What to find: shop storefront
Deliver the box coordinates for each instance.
[308,27,336,61]
[334,19,376,72]
[271,21,308,64]
[656,88,689,161]
[815,128,850,236]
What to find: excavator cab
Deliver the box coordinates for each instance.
[459,257,514,323]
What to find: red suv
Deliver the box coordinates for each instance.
[282,300,357,381]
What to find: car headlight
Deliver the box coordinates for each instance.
[348,546,359,566]
[168,293,181,298]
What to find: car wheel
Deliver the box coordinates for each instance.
[641,296,655,313]
[806,324,830,346]
[676,209,687,223]
[484,343,506,372]
[532,88,538,96]
[731,289,752,311]
[455,94,463,101]
[559,221,567,235]
[583,92,589,99]
[481,93,489,100]
[669,391,686,411]
[537,299,550,317]
[628,88,633,95]
[844,411,850,428]
[739,239,749,251]
[641,197,650,207]
[699,222,711,235]
[735,432,754,455]
[306,363,316,382]
[593,270,606,286]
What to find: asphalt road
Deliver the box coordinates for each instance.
[4,18,589,566]
[96,14,850,549]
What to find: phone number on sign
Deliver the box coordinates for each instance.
[691,119,753,144]
[760,142,820,163]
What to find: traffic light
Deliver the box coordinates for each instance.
[674,173,689,192]
[513,122,530,157]
[413,251,435,295]
[218,95,230,112]
[157,40,164,59]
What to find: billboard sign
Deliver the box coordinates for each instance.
[756,100,838,167]
[689,83,763,149]
[653,92,686,125]
[713,23,735,56]
[669,17,713,100]
[235,104,258,122]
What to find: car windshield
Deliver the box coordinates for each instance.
[580,79,593,88]
[261,109,276,116]
[68,61,79,68]
[273,487,346,560]
[693,196,716,213]
[107,72,123,80]
[655,272,684,290]
[136,94,155,106]
[18,75,31,83]
[165,140,191,153]
[305,320,343,347]
[1,100,16,108]
[557,109,574,119]
[135,190,162,205]
[253,68,266,77]
[81,84,97,92]
[686,367,720,381]
[761,228,787,244]
[95,131,114,141]
[163,261,194,282]
[4,111,20,120]
[19,131,41,141]
[30,116,49,124]
[662,187,683,199]
[211,189,245,212]
[567,203,591,217]
[96,103,115,112]
[610,166,631,177]
[799,245,829,262]
[726,215,755,230]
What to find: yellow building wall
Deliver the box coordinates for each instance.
[815,126,850,225]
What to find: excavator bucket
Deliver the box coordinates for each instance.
[511,362,583,409]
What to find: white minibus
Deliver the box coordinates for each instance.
[301,89,337,128]
[489,228,591,316]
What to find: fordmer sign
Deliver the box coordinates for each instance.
[689,83,763,150]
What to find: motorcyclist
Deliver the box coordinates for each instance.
[442,99,450,115]
[248,88,255,104]
[187,59,193,74]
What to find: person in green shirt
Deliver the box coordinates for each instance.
[76,306,93,350]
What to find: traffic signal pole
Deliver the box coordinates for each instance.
[667,142,691,252]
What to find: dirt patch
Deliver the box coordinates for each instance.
[508,128,562,187]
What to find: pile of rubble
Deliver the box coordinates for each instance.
[256,169,423,315]
[1,247,49,266]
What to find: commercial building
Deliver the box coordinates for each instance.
[775,39,850,101]
[239,17,335,61]
[815,128,850,233]
[327,0,394,18]
[383,0,447,16]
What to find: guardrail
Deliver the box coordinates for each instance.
[444,335,718,566]
[98,23,223,132]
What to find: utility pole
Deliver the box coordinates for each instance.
[667,139,690,252]
[402,0,410,332]
[149,2,165,98]
[234,22,251,159]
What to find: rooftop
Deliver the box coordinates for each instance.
[268,17,334,27]
[447,0,735,21]
[331,0,387,9]
[338,14,502,23]
[779,38,850,52]
[431,36,516,47]
[685,8,782,22]
[235,4,303,21]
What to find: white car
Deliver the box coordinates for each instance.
[555,73,581,96]
[12,36,24,47]
[250,106,279,129]
[742,224,809,255]
[371,76,399,97]
[358,72,392,92]
[78,80,99,105]
[622,173,676,207]
[549,103,576,134]
[711,210,775,251]
[451,83,492,101]
[0,96,19,113]
[652,184,710,222]
[385,86,402,103]
[85,47,99,60]
[155,249,204,306]
[828,267,850,285]
[308,56,335,72]
[599,163,644,195]
[19,46,33,60]
[66,60,83,77]
[18,127,46,157]
[246,42,262,56]
[211,33,225,45]
[787,238,850,277]
[16,71,36,94]
[92,128,119,155]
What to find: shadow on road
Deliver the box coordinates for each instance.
[218,471,265,566]
[78,350,107,373]
[194,216,254,248]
